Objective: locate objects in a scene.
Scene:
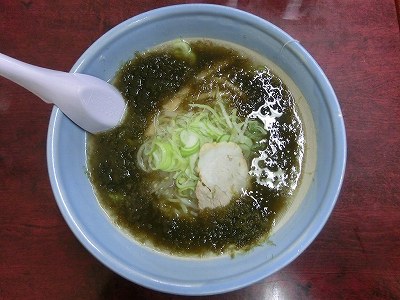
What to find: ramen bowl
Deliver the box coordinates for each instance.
[47,4,346,296]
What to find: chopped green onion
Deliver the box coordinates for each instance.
[136,91,267,213]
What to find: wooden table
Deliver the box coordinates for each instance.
[1,1,399,299]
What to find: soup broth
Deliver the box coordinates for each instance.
[87,39,311,256]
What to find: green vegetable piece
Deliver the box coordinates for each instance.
[180,130,200,157]
[171,39,196,63]
[217,134,231,142]
[152,141,174,171]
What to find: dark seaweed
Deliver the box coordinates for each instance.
[87,40,304,256]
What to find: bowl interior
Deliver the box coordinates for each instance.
[47,4,346,296]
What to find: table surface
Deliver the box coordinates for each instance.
[1,1,399,299]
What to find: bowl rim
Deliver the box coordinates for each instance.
[47,3,347,295]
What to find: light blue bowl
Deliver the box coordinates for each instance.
[47,4,346,296]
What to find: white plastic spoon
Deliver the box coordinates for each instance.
[0,53,126,133]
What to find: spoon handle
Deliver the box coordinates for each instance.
[0,53,67,104]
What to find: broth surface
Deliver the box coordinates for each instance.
[87,39,307,256]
